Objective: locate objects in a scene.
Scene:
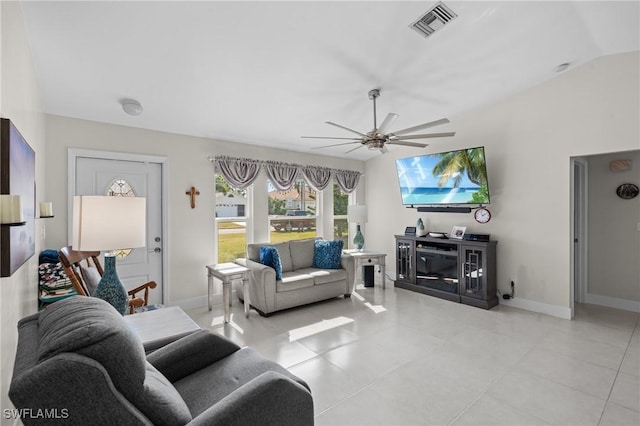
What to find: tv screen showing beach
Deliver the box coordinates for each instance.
[395,146,490,205]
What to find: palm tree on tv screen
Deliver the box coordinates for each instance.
[432,148,487,188]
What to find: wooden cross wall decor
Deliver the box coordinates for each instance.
[186,186,200,209]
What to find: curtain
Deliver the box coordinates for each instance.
[264,161,300,191]
[213,156,362,193]
[215,157,261,188]
[334,169,361,194]
[302,166,332,191]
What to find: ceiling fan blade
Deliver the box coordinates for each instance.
[391,118,450,136]
[377,113,399,134]
[345,144,365,153]
[312,141,361,149]
[325,121,368,137]
[380,146,389,154]
[387,140,429,148]
[393,132,456,140]
[301,136,361,140]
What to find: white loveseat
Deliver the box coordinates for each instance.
[235,239,355,316]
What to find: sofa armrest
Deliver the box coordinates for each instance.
[341,253,355,293]
[147,330,240,382]
[235,258,277,313]
[235,258,274,279]
[187,371,314,426]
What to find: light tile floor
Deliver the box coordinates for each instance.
[186,276,640,426]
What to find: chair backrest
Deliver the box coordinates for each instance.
[9,297,192,425]
[58,246,103,297]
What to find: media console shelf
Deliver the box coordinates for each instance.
[395,235,497,309]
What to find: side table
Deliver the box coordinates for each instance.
[343,249,387,289]
[206,263,250,323]
[124,306,200,353]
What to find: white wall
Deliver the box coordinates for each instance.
[365,52,640,318]
[587,150,640,309]
[44,116,364,305]
[0,1,47,415]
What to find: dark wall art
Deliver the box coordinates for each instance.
[1,119,36,277]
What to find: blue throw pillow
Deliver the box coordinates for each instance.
[259,246,283,281]
[312,240,344,269]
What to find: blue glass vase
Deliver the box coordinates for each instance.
[94,254,128,315]
[353,224,365,251]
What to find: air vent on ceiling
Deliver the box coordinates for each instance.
[409,2,457,39]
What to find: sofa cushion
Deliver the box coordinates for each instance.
[80,265,101,295]
[135,362,192,426]
[259,246,282,281]
[37,297,147,402]
[297,268,348,285]
[277,271,315,292]
[246,244,262,262]
[248,241,293,272]
[289,239,315,270]
[273,241,293,273]
[312,240,344,269]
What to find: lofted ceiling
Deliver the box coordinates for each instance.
[18,1,640,160]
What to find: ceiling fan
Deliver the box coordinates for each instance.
[302,89,455,154]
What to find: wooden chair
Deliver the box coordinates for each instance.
[58,246,158,314]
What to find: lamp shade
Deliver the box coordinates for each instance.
[72,196,146,251]
[347,204,368,224]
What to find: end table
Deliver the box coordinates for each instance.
[343,249,387,289]
[206,263,250,323]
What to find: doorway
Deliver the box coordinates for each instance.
[68,149,168,305]
[571,157,588,318]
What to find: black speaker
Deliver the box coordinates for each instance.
[363,265,375,287]
[416,206,472,213]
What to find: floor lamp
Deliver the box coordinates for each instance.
[72,195,146,315]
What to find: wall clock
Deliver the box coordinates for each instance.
[616,183,639,199]
[474,207,491,223]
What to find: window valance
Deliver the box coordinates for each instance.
[213,156,361,193]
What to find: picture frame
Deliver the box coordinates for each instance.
[450,225,466,240]
[1,119,36,277]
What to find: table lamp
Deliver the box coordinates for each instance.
[347,204,368,251]
[72,195,146,315]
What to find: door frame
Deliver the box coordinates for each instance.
[570,156,588,318]
[68,148,170,304]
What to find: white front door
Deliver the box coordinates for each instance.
[74,156,164,305]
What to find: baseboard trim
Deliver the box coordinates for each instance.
[586,293,640,313]
[499,296,572,320]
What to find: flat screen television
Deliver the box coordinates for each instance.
[395,146,490,206]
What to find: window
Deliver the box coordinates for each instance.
[106,178,135,258]
[268,179,316,242]
[215,175,248,263]
[333,183,349,246]
[107,179,135,197]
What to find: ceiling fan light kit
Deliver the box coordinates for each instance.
[303,88,456,154]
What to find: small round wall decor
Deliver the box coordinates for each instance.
[616,183,639,199]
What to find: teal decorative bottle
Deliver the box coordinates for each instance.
[353,224,365,251]
[94,254,128,315]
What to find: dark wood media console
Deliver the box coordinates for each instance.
[395,235,497,309]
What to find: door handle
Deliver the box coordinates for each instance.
[148,247,161,253]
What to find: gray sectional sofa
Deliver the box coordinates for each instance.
[235,238,355,316]
[9,297,313,425]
